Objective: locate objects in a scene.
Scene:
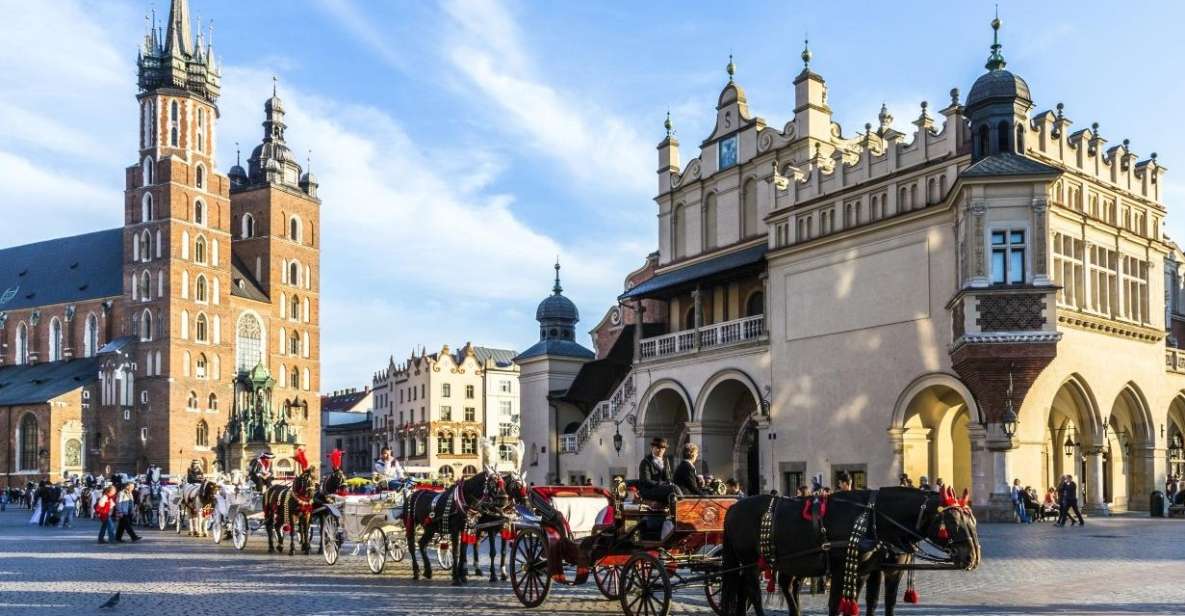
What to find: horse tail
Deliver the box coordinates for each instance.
[720,531,743,616]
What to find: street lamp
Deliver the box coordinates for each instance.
[1062,433,1077,457]
[613,423,623,455]
[1001,364,1019,439]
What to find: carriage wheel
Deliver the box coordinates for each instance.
[509,527,552,608]
[321,515,340,565]
[366,528,388,574]
[704,574,725,616]
[158,507,167,531]
[212,514,224,544]
[594,564,622,600]
[619,553,672,616]
[435,542,453,570]
[232,512,249,551]
[386,530,406,563]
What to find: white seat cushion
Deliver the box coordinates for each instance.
[551,495,610,539]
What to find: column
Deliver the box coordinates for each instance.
[632,300,645,361]
[1084,447,1105,512]
[692,285,703,350]
[887,427,906,488]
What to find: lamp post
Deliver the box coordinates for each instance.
[1001,364,1019,439]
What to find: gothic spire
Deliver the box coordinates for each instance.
[165,0,193,57]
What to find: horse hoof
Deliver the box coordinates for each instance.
[451,579,462,587]
[500,574,507,581]
[489,576,498,583]
[412,573,420,581]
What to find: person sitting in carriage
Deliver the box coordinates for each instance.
[247,451,275,493]
[637,437,675,504]
[185,460,205,485]
[372,446,407,491]
[673,442,705,496]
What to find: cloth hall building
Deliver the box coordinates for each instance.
[0,0,321,485]
[523,20,1185,519]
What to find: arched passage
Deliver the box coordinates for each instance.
[1168,395,1185,480]
[695,373,760,492]
[1103,384,1154,510]
[1043,376,1101,501]
[639,385,691,457]
[895,378,976,493]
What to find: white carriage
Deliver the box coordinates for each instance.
[320,490,410,574]
[220,483,267,550]
[157,484,183,533]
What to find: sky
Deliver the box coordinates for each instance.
[2,0,1184,391]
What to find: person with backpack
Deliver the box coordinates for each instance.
[95,485,117,544]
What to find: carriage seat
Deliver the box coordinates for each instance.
[529,487,615,540]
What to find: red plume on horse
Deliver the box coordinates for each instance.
[328,449,344,471]
[294,447,310,474]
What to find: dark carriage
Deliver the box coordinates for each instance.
[509,485,737,616]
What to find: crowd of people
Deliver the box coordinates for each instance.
[5,475,149,545]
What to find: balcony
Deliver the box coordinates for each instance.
[639,314,766,361]
[1167,348,1185,374]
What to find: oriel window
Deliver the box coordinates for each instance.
[991,229,1026,285]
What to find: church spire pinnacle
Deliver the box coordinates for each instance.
[553,258,563,295]
[985,6,1006,71]
[165,0,193,57]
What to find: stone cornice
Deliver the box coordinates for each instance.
[1056,309,1163,343]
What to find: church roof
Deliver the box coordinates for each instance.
[0,357,98,406]
[515,339,595,362]
[961,153,1061,179]
[230,255,269,302]
[471,346,518,367]
[0,228,124,312]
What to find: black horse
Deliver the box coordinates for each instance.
[404,470,510,585]
[721,487,980,616]
[312,467,348,555]
[467,472,529,582]
[863,552,914,616]
[263,470,317,556]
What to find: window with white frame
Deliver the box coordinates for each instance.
[1087,244,1118,315]
[1120,254,1149,323]
[499,400,513,417]
[1053,233,1084,308]
[990,229,1026,285]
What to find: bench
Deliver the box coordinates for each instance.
[529,486,615,540]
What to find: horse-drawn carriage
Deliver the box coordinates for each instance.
[217,482,266,549]
[319,489,409,573]
[509,485,737,616]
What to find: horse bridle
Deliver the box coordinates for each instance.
[830,491,973,565]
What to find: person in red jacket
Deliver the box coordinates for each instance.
[95,485,117,544]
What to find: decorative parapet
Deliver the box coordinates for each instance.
[1167,348,1185,374]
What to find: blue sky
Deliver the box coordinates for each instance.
[2,0,1183,390]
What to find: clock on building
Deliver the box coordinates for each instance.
[718,135,738,170]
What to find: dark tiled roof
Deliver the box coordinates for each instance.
[229,255,269,302]
[515,339,595,362]
[961,153,1061,179]
[0,358,98,406]
[320,389,370,413]
[0,229,124,311]
[472,346,518,367]
[966,69,1032,109]
[323,417,372,433]
[620,244,767,300]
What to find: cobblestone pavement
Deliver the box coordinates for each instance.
[0,509,1183,615]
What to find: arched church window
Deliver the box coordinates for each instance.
[169,101,179,147]
[195,420,208,447]
[195,353,207,379]
[1016,123,1025,154]
[241,214,255,239]
[17,414,38,471]
[235,313,263,372]
[977,125,989,159]
[195,275,208,303]
[997,121,1010,154]
[196,108,206,153]
[194,201,206,227]
[140,271,151,300]
[289,216,301,242]
[290,295,300,320]
[84,313,98,358]
[187,391,198,410]
[195,164,205,190]
[194,237,206,264]
[142,157,154,186]
[290,367,300,389]
[288,262,299,286]
[195,313,208,342]
[140,309,152,342]
[208,393,218,411]
[48,318,62,361]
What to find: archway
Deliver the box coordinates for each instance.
[640,387,691,458]
[697,375,759,491]
[1168,395,1185,480]
[1103,384,1153,510]
[1044,377,1100,501]
[896,382,974,493]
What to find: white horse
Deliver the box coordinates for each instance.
[180,480,219,537]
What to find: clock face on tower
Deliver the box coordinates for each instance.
[718,135,738,170]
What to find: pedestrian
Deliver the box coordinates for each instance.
[60,486,77,528]
[1010,478,1029,523]
[1056,475,1085,527]
[935,477,947,493]
[0,488,8,512]
[95,486,116,544]
[918,476,932,492]
[1166,475,1178,517]
[837,472,853,492]
[898,473,911,487]
[114,483,141,543]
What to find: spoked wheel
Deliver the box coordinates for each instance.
[386,531,406,562]
[509,527,551,608]
[366,528,388,574]
[321,515,340,565]
[705,574,725,616]
[435,542,453,570]
[232,512,249,550]
[157,508,167,531]
[212,514,225,544]
[594,564,622,600]
[619,552,672,616]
